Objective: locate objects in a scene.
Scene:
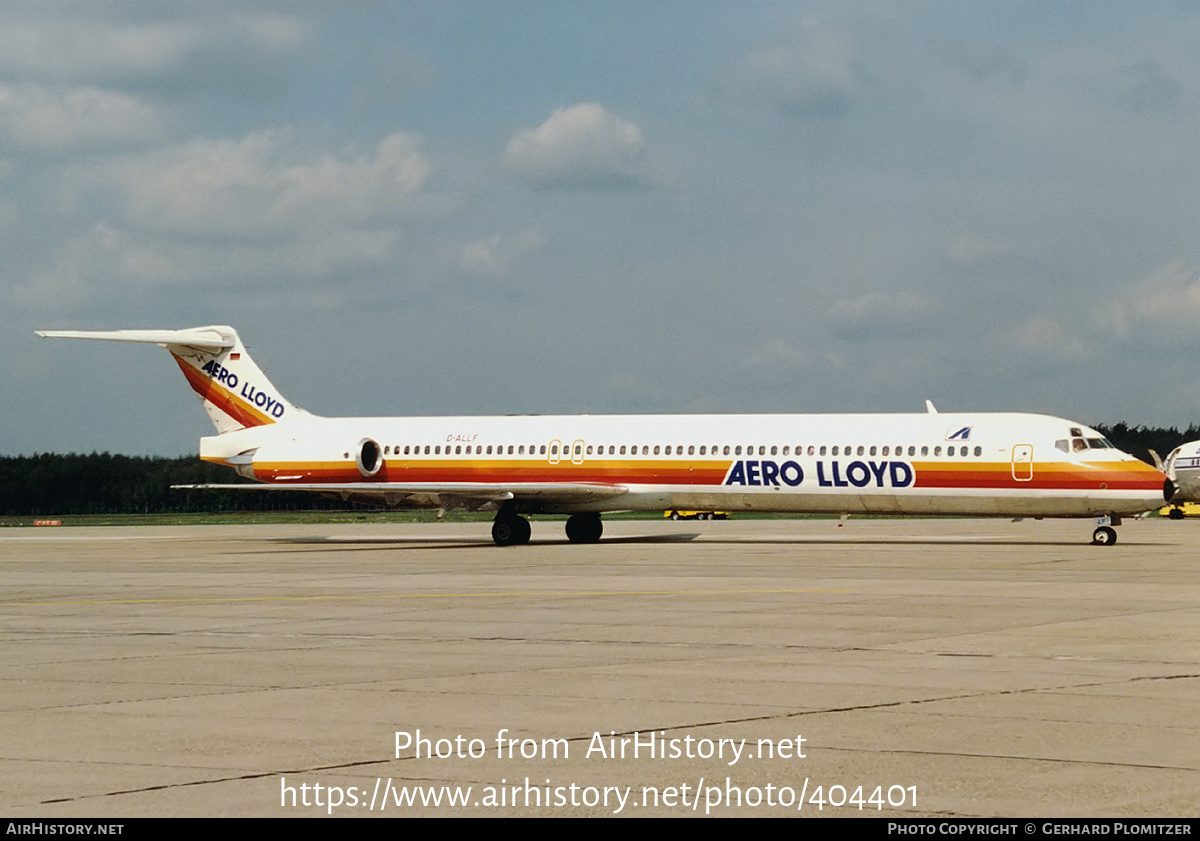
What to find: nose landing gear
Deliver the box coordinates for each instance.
[1090,515,1122,546]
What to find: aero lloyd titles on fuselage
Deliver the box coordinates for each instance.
[724,459,914,489]
[200,359,286,419]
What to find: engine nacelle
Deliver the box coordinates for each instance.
[356,437,383,478]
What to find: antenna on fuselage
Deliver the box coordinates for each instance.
[925,400,938,414]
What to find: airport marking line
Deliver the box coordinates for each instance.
[1,587,847,608]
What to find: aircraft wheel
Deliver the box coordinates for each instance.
[492,516,531,546]
[565,512,603,543]
[1091,526,1118,546]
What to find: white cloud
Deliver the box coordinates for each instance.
[95,130,441,238]
[0,13,307,82]
[746,18,864,117]
[0,83,166,150]
[1096,261,1200,342]
[828,291,936,339]
[941,233,1035,269]
[460,229,545,277]
[1008,316,1091,362]
[504,103,645,188]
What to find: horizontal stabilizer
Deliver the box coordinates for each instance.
[36,327,234,349]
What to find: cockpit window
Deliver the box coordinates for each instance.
[1087,438,1112,449]
[1055,439,1070,453]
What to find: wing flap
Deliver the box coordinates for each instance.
[172,481,629,509]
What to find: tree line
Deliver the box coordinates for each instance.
[0,453,348,515]
[1092,423,1200,468]
[1,422,1196,516]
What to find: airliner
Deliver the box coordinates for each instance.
[1159,440,1200,518]
[37,326,1171,546]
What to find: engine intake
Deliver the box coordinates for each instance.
[356,438,383,478]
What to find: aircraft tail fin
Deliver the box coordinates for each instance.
[36,326,308,434]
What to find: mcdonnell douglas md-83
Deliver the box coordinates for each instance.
[38,326,1172,546]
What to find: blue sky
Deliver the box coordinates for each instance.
[7,1,1200,456]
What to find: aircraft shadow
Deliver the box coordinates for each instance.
[274,532,702,550]
[691,536,1116,547]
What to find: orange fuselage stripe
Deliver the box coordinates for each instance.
[173,354,275,428]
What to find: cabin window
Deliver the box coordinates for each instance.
[974,446,982,456]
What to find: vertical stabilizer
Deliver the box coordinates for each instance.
[36,326,308,434]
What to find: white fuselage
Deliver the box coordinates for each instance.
[1165,440,1200,503]
[201,410,1169,518]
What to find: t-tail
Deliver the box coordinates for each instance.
[36,326,308,434]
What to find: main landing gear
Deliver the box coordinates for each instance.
[491,514,531,546]
[490,507,603,546]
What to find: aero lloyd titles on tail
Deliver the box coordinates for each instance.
[38,326,1171,547]
[197,359,287,420]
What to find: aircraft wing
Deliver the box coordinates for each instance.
[172,481,630,511]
